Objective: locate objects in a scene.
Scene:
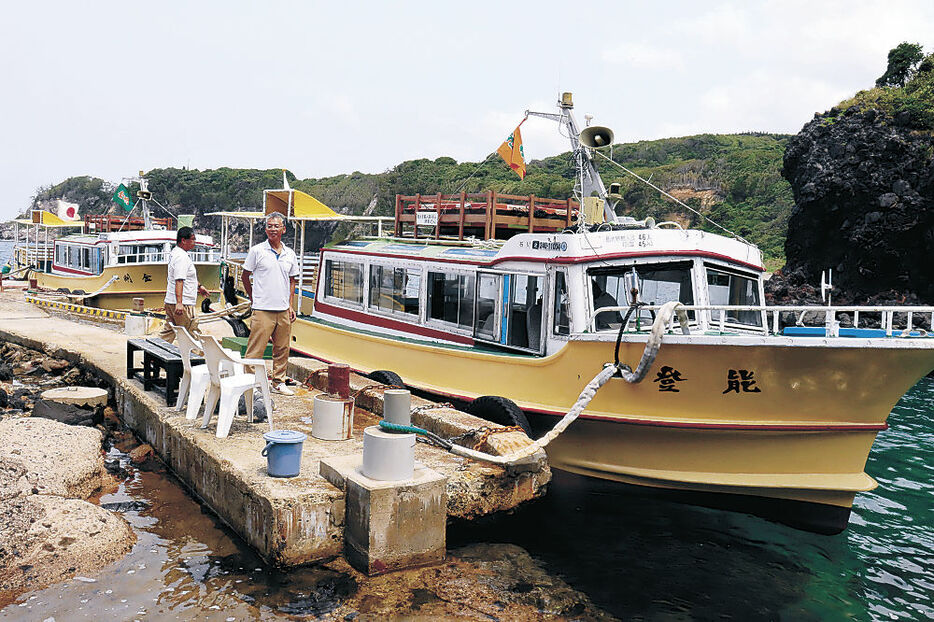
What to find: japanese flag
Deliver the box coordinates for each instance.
[56,199,80,221]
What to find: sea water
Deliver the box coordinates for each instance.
[2,378,932,620]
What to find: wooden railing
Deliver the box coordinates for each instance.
[395,191,580,240]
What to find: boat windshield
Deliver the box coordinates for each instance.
[706,267,762,327]
[589,262,695,330]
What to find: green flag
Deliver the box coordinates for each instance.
[112,184,134,211]
[177,214,194,228]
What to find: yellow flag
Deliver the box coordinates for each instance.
[496,124,526,179]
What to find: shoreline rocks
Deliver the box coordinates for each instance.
[0,342,136,606]
[778,105,934,305]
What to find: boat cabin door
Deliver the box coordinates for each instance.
[474,270,545,354]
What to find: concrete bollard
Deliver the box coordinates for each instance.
[312,394,354,440]
[132,297,145,313]
[383,389,411,426]
[361,426,415,481]
[328,363,350,399]
[124,315,150,336]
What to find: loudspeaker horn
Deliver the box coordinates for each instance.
[579,125,615,148]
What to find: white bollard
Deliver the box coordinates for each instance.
[383,389,411,426]
[312,395,354,440]
[125,315,149,336]
[361,425,415,481]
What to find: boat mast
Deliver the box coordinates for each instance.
[138,174,153,230]
[525,92,617,224]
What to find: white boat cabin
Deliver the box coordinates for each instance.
[313,226,766,356]
[51,231,218,276]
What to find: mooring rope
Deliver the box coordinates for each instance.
[379,301,686,465]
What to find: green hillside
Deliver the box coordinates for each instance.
[28,132,794,266]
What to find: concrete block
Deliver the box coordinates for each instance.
[321,455,447,575]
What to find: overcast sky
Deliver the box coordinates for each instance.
[2,1,932,220]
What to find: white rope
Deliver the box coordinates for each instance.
[65,275,120,300]
[450,301,685,465]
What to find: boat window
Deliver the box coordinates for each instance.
[553,270,570,336]
[507,274,543,351]
[323,259,364,305]
[191,245,216,262]
[82,247,91,270]
[475,273,501,341]
[428,271,475,329]
[369,265,420,316]
[589,262,695,330]
[706,268,761,327]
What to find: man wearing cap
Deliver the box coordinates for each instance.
[159,226,209,342]
[241,212,299,395]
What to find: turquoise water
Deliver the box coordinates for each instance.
[3,377,932,619]
[450,377,934,620]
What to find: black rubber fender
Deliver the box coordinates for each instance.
[466,395,532,437]
[367,370,404,387]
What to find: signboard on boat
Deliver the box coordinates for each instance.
[416,211,439,227]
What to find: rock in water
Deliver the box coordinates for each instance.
[781,105,934,303]
[31,399,101,427]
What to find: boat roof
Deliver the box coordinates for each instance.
[326,228,764,271]
[54,230,215,246]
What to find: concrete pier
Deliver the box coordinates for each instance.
[0,291,550,567]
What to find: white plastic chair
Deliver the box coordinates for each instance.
[174,327,207,416]
[200,335,273,438]
[176,328,243,421]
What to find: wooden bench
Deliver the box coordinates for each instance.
[126,337,204,407]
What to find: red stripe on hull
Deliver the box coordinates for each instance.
[324,248,764,272]
[312,300,474,345]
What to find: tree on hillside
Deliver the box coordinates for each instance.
[875,42,925,88]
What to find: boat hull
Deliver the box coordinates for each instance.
[290,317,934,531]
[33,264,221,311]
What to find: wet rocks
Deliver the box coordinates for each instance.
[31,399,103,428]
[319,543,615,620]
[0,418,135,604]
[778,105,934,304]
[0,418,109,499]
[128,443,155,464]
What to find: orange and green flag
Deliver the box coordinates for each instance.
[497,122,526,179]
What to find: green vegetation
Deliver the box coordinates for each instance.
[25,132,795,263]
[841,43,934,130]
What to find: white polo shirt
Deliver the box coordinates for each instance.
[164,246,198,305]
[243,240,299,311]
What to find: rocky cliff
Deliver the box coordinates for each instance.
[773,106,934,304]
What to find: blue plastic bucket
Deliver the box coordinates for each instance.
[262,430,307,477]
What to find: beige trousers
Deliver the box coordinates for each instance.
[158,303,198,343]
[245,309,292,384]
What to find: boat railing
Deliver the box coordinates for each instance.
[84,214,173,233]
[115,250,168,265]
[394,191,580,241]
[590,304,934,337]
[13,245,54,270]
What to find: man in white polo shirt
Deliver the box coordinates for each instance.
[241,212,299,395]
[159,226,209,342]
